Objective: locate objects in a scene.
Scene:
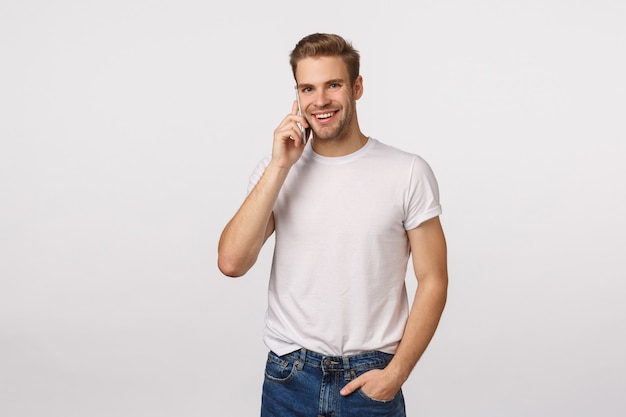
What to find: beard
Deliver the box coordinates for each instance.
[310,100,355,142]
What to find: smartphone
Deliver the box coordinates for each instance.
[295,88,309,145]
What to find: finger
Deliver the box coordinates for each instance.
[340,376,364,396]
[281,125,302,146]
[293,100,309,128]
[292,125,304,147]
[291,100,299,115]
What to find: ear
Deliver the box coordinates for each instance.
[352,75,364,100]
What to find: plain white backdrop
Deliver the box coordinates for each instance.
[1,1,625,416]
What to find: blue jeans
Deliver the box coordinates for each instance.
[261,348,406,417]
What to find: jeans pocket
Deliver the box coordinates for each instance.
[357,387,399,404]
[264,351,300,383]
[352,354,399,404]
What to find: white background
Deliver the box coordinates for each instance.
[1,1,625,416]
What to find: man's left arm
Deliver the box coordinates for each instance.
[340,216,448,400]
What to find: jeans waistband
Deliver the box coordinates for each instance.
[290,348,394,372]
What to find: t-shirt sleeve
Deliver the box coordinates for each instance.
[403,155,442,230]
[246,155,272,195]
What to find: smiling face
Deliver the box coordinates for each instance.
[295,56,363,144]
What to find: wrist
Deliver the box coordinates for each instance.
[384,359,411,386]
[268,155,296,170]
[267,158,293,175]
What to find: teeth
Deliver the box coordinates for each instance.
[316,112,334,119]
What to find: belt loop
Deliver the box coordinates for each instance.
[297,348,307,370]
[342,355,351,380]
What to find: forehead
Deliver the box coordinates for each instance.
[295,56,349,86]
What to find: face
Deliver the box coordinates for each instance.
[295,56,363,143]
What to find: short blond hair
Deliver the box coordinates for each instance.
[289,33,360,86]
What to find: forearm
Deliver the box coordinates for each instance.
[339,274,447,400]
[217,162,290,277]
[386,276,448,384]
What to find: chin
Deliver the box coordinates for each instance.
[313,127,347,142]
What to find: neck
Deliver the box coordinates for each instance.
[311,132,368,157]
[311,117,368,157]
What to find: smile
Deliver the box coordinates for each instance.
[315,111,336,120]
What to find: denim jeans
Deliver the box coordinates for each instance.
[261,348,406,417]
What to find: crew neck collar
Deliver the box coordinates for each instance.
[304,137,376,165]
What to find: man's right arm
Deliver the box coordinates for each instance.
[217,162,289,277]
[217,101,308,278]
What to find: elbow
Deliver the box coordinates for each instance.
[418,272,448,306]
[217,253,251,278]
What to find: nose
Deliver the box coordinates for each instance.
[313,90,331,108]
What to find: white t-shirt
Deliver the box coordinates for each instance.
[248,138,442,356]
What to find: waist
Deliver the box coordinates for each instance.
[283,348,394,372]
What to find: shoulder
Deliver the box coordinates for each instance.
[369,138,433,170]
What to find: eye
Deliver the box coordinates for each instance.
[303,87,312,93]
[329,83,340,89]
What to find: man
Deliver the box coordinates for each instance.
[218,33,448,417]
